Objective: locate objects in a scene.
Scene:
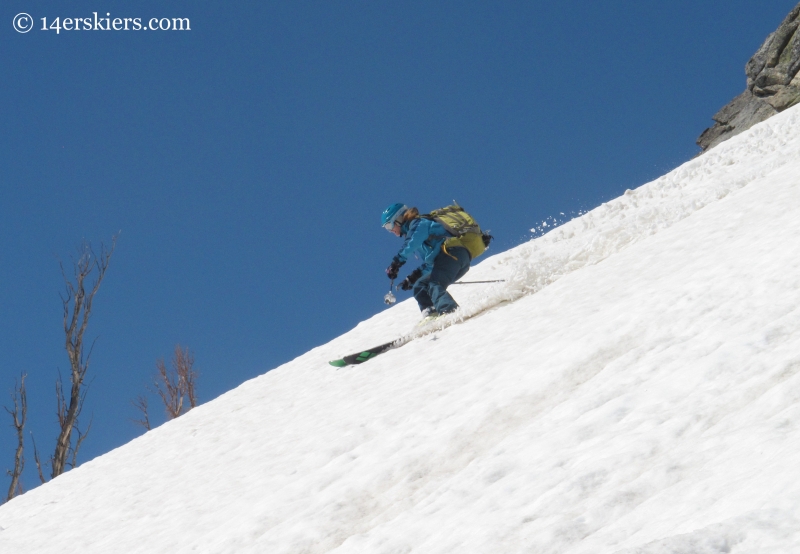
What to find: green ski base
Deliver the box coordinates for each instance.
[328,340,397,367]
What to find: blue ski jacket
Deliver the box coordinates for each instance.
[395,218,452,275]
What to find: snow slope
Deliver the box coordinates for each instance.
[2,107,800,553]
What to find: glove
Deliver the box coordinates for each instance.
[386,257,404,280]
[400,268,423,290]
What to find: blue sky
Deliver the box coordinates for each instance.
[0,0,793,494]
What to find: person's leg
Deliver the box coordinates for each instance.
[454,255,470,282]
[428,247,471,314]
[412,278,434,312]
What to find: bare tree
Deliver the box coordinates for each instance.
[134,345,198,428]
[5,373,27,502]
[51,238,116,479]
[155,345,198,419]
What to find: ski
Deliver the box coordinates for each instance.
[328,338,407,367]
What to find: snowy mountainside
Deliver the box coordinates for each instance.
[1,107,800,553]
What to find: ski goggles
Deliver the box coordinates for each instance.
[383,215,403,231]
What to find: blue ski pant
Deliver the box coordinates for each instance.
[412,246,471,314]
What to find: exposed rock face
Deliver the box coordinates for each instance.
[698,3,800,152]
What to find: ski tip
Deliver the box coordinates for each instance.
[329,359,348,368]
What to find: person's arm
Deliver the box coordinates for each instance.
[396,219,431,263]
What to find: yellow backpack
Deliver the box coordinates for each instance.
[422,202,493,259]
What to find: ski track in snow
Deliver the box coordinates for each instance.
[452,107,799,322]
[1,108,800,553]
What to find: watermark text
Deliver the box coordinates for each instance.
[14,12,191,34]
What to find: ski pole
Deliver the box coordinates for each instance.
[384,279,397,304]
[452,280,506,285]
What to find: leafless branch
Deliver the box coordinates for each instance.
[5,373,27,502]
[131,395,151,431]
[55,369,67,429]
[69,416,92,470]
[175,346,198,410]
[155,357,183,419]
[30,433,47,485]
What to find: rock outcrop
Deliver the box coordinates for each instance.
[698,3,800,152]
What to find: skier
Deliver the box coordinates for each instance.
[382,203,472,321]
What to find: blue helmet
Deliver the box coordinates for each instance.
[381,203,407,229]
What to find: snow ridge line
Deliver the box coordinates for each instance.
[440,108,800,326]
